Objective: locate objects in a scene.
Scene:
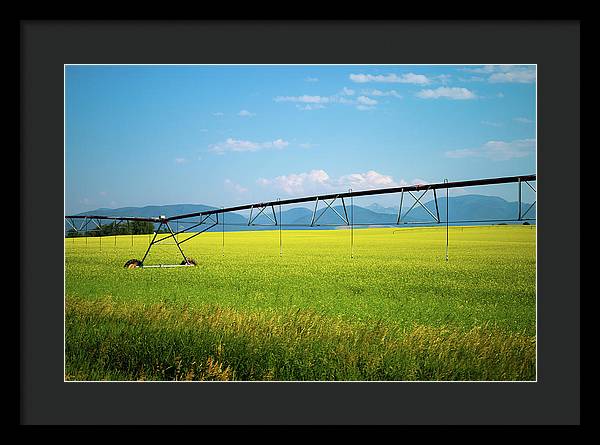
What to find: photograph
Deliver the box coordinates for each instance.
[64,64,537,382]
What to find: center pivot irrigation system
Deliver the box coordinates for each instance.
[65,174,536,268]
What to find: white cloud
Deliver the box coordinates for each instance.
[238,110,256,117]
[416,87,477,100]
[271,138,289,149]
[209,138,290,154]
[514,117,534,124]
[489,70,535,84]
[410,178,428,186]
[212,112,224,117]
[357,96,378,106]
[334,97,354,105]
[256,178,271,186]
[349,73,430,84]
[257,169,408,196]
[304,77,319,82]
[99,191,108,197]
[275,87,401,111]
[445,138,535,161]
[458,76,486,83]
[274,95,330,104]
[338,170,397,189]
[257,169,331,195]
[362,89,402,98]
[460,65,536,84]
[434,74,452,84]
[174,157,187,164]
[274,92,354,110]
[461,65,508,74]
[481,120,503,127]
[296,104,326,111]
[224,179,248,193]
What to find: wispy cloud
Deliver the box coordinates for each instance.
[304,77,319,82]
[237,110,256,117]
[361,89,402,99]
[257,169,331,195]
[296,104,326,111]
[256,169,421,196]
[212,112,224,117]
[209,138,289,154]
[275,86,398,112]
[174,157,188,164]
[224,179,248,193]
[416,87,477,100]
[461,65,505,74]
[481,120,503,127]
[357,96,378,106]
[461,65,536,84]
[434,74,452,84]
[338,170,397,189]
[274,95,330,104]
[489,70,535,84]
[514,117,534,124]
[349,73,430,85]
[458,76,486,83]
[445,138,535,161]
[275,92,367,110]
[355,95,378,111]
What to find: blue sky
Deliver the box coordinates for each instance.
[65,65,536,214]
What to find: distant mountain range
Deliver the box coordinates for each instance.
[67,194,535,233]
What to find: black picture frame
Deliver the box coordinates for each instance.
[20,20,580,425]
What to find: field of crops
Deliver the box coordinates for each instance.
[65,225,536,381]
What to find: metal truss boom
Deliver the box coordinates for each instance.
[65,173,535,267]
[65,174,536,224]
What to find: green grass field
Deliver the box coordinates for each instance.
[65,225,536,381]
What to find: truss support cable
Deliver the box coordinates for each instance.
[141,222,162,264]
[433,189,440,223]
[445,179,449,262]
[350,189,354,259]
[165,221,188,263]
[518,178,522,221]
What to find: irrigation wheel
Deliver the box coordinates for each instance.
[181,258,197,266]
[124,259,143,269]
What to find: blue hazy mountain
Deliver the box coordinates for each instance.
[68,194,535,233]
[365,203,398,215]
[405,194,536,223]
